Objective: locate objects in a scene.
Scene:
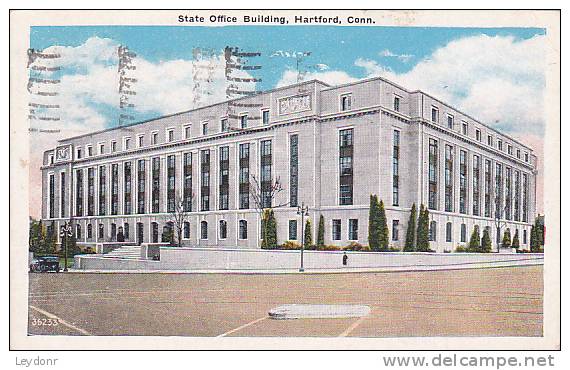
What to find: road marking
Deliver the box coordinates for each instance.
[217,316,267,337]
[29,305,91,336]
[338,316,367,337]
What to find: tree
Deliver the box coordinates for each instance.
[481,228,492,253]
[378,199,389,251]
[468,225,481,252]
[512,229,520,249]
[404,203,417,252]
[261,209,278,249]
[29,219,43,254]
[250,174,287,247]
[501,228,512,249]
[531,216,545,252]
[416,205,430,252]
[317,214,325,248]
[304,219,313,248]
[40,222,57,255]
[164,193,192,247]
[368,195,380,251]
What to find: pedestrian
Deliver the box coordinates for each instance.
[342,252,348,266]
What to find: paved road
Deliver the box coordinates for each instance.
[28,265,543,338]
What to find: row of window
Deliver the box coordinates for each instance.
[73,111,272,160]
[428,104,529,163]
[427,138,530,222]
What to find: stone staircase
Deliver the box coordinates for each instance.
[103,245,142,260]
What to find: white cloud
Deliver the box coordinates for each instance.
[276,69,357,88]
[379,49,414,63]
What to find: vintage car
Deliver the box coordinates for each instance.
[29,256,61,273]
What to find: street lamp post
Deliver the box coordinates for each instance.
[297,202,309,272]
[60,221,73,272]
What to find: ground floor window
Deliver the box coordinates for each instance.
[98,224,104,240]
[219,220,227,239]
[460,223,466,243]
[239,220,248,240]
[392,220,399,241]
[87,224,92,239]
[76,224,82,239]
[429,221,437,242]
[289,220,297,240]
[332,219,341,240]
[446,222,452,242]
[523,229,527,244]
[151,222,158,243]
[201,221,208,239]
[184,221,190,239]
[348,219,358,240]
[124,223,129,240]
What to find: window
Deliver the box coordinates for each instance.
[332,219,341,241]
[98,223,104,240]
[240,114,248,129]
[124,162,132,214]
[76,224,82,239]
[111,164,119,215]
[239,143,250,209]
[495,163,503,219]
[48,173,54,218]
[444,145,453,212]
[87,145,93,157]
[393,96,400,112]
[525,152,529,162]
[124,223,129,240]
[459,150,468,214]
[460,224,466,243]
[446,222,452,242]
[260,109,269,125]
[429,221,437,242]
[49,155,54,165]
[505,167,512,220]
[462,122,468,135]
[289,220,298,240]
[475,129,481,142]
[138,135,144,147]
[522,173,529,222]
[151,222,158,243]
[484,159,492,217]
[514,170,521,221]
[428,138,438,210]
[77,148,82,159]
[260,140,272,208]
[447,114,454,129]
[219,146,229,210]
[111,141,117,152]
[523,229,527,244]
[99,144,105,155]
[339,129,354,205]
[201,221,208,239]
[340,94,352,111]
[517,149,521,159]
[202,121,208,135]
[239,220,248,239]
[183,222,190,239]
[137,160,145,214]
[392,220,399,241]
[431,107,439,123]
[87,224,93,239]
[60,172,66,218]
[290,135,299,207]
[87,168,95,216]
[348,219,358,240]
[152,157,160,213]
[221,118,229,132]
[473,155,481,216]
[168,129,174,142]
[508,145,513,155]
[111,223,116,241]
[124,138,131,150]
[393,130,400,206]
[487,135,493,146]
[183,153,192,211]
[219,220,228,239]
[99,165,107,215]
[151,132,158,145]
[184,125,191,139]
[498,140,503,151]
[75,169,83,216]
[200,150,210,211]
[167,155,176,213]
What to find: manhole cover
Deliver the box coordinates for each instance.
[268,304,371,320]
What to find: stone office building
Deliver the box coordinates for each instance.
[41,77,538,252]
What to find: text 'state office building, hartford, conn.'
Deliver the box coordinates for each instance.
[41,76,538,252]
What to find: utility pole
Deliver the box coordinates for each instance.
[297,202,309,272]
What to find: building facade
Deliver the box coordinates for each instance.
[40,77,538,252]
